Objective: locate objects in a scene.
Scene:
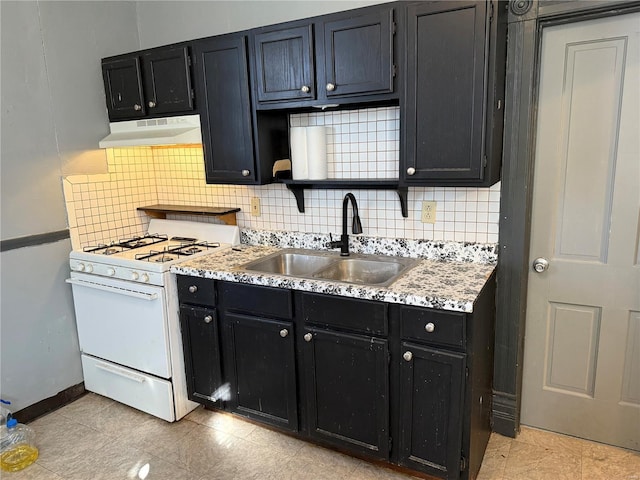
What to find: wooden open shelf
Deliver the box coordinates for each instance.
[137,204,241,225]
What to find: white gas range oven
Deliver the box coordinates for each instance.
[66,219,239,421]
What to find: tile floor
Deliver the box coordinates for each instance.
[2,393,639,480]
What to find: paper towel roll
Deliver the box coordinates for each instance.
[290,127,308,180]
[306,126,327,180]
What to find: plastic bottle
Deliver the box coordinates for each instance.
[0,418,39,472]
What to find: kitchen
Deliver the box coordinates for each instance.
[1,1,638,479]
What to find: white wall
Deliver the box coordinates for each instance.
[0,1,139,411]
[136,0,393,48]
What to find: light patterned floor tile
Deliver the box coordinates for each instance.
[581,442,640,480]
[476,432,512,480]
[503,439,582,480]
[184,407,257,439]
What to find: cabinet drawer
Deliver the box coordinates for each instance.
[177,275,216,307]
[400,307,465,349]
[219,282,292,319]
[300,293,387,335]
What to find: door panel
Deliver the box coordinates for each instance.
[102,57,145,120]
[141,47,193,115]
[522,13,640,450]
[303,328,389,459]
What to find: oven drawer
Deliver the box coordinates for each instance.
[81,354,175,422]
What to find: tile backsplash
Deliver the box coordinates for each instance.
[63,106,500,249]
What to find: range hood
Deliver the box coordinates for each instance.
[98,114,202,148]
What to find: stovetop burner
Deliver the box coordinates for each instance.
[133,241,221,263]
[83,234,168,254]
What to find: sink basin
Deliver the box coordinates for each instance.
[239,252,334,276]
[238,249,420,287]
[313,258,407,286]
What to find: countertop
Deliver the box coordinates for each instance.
[171,245,495,313]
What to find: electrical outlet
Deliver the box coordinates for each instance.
[421,201,436,224]
[250,197,261,217]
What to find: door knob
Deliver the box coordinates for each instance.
[133,104,142,111]
[406,167,416,176]
[533,257,549,273]
[241,169,250,177]
[301,85,310,93]
[326,83,336,92]
[148,101,156,108]
[403,351,413,362]
[204,315,213,324]
[303,333,312,342]
[279,329,288,338]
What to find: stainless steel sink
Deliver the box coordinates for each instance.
[239,251,335,276]
[238,249,420,287]
[313,258,408,286]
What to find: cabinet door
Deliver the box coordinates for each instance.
[223,313,298,431]
[321,8,394,98]
[302,328,389,459]
[179,305,224,408]
[398,342,465,479]
[193,35,257,183]
[141,46,194,115]
[102,57,145,120]
[403,1,488,182]
[253,25,315,103]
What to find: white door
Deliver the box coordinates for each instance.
[521,12,640,450]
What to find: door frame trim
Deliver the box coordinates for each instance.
[493,0,640,437]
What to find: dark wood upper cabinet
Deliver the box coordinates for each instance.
[192,34,257,184]
[319,8,394,99]
[402,0,505,186]
[253,24,315,103]
[102,57,146,120]
[141,47,194,115]
[252,4,397,108]
[102,46,194,122]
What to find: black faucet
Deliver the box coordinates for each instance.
[327,193,363,256]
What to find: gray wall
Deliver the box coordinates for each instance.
[136,0,393,48]
[0,1,139,411]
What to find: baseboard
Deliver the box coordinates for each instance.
[492,390,518,438]
[12,383,86,423]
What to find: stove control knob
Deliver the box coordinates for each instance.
[85,264,94,273]
[107,267,116,277]
[76,263,86,272]
[131,272,140,281]
[141,273,150,283]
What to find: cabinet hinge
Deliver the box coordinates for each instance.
[483,156,488,168]
[187,55,192,67]
[389,436,393,452]
[489,1,494,22]
[460,456,468,471]
[465,366,470,379]
[191,88,195,100]
[392,21,397,35]
[392,65,397,78]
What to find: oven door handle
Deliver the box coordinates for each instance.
[94,361,146,383]
[65,278,159,301]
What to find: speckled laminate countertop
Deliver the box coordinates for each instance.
[170,245,495,313]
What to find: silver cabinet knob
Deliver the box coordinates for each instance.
[425,322,435,333]
[403,351,413,362]
[148,101,156,108]
[304,333,313,342]
[133,104,142,111]
[204,315,213,324]
[326,82,335,92]
[301,85,310,93]
[188,285,198,293]
[533,257,549,273]
[406,167,416,176]
[280,329,289,338]
[241,169,250,177]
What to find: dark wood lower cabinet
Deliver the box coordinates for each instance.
[302,327,389,459]
[177,276,496,480]
[221,312,298,431]
[179,305,223,408]
[398,342,465,480]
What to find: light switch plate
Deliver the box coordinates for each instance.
[250,197,261,217]
[421,201,436,224]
